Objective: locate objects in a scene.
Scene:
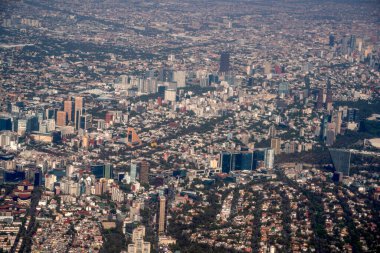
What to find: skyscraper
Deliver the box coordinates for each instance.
[304,75,311,97]
[130,163,138,183]
[172,71,186,88]
[329,33,335,47]
[74,97,84,130]
[219,52,230,74]
[75,96,84,111]
[219,151,254,173]
[104,163,113,179]
[158,196,166,235]
[326,79,333,111]
[139,160,149,185]
[64,100,74,122]
[329,148,351,176]
[271,138,281,155]
[56,111,67,127]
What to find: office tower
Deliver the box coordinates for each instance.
[252,148,267,170]
[268,125,277,138]
[347,108,360,122]
[341,36,349,54]
[0,117,12,131]
[316,89,324,109]
[33,169,42,186]
[126,127,142,147]
[332,110,342,135]
[173,71,186,88]
[66,165,74,178]
[16,119,27,136]
[56,111,67,127]
[39,121,47,133]
[104,163,113,179]
[320,115,330,141]
[219,52,230,74]
[329,149,351,176]
[64,100,74,122]
[46,119,55,132]
[264,149,275,169]
[219,151,255,173]
[325,79,333,110]
[326,123,336,146]
[158,196,166,235]
[45,108,56,120]
[74,109,83,130]
[304,75,311,97]
[130,163,138,183]
[45,174,57,190]
[164,89,177,103]
[75,96,84,111]
[350,35,356,50]
[139,160,149,185]
[91,164,105,179]
[271,138,281,155]
[80,114,92,130]
[74,97,84,129]
[329,33,335,47]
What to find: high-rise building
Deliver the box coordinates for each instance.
[329,33,335,47]
[332,110,342,135]
[56,111,67,127]
[268,125,277,138]
[64,100,74,122]
[139,160,149,185]
[164,89,177,103]
[219,151,254,173]
[329,149,351,176]
[66,165,74,178]
[104,163,113,179]
[316,89,324,109]
[264,149,275,169]
[219,52,230,74]
[80,114,92,130]
[350,35,356,50]
[326,79,333,110]
[326,123,336,146]
[128,226,151,253]
[0,117,12,131]
[126,127,142,147]
[158,196,166,235]
[172,71,186,88]
[271,138,281,155]
[304,75,311,97]
[74,96,84,111]
[130,163,139,183]
[74,97,84,130]
[91,164,105,179]
[347,108,360,122]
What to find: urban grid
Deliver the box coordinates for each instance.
[0,0,379,253]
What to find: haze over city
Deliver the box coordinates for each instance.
[0,0,379,253]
